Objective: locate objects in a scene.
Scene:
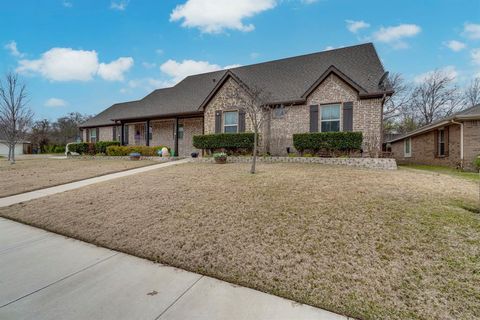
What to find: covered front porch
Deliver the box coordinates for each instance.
[117,116,203,157]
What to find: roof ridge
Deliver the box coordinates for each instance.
[226,42,374,72]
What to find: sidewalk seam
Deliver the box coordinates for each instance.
[0,252,119,308]
[154,275,204,320]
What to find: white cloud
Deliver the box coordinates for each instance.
[17,47,133,82]
[444,40,466,52]
[98,57,134,81]
[62,1,73,8]
[414,66,458,84]
[373,24,421,49]
[17,48,99,81]
[170,0,277,33]
[44,98,68,108]
[156,49,164,55]
[345,20,370,33]
[160,59,222,83]
[124,77,171,94]
[471,48,480,65]
[463,23,480,40]
[300,0,318,4]
[4,41,24,57]
[142,62,156,69]
[110,0,129,11]
[250,52,260,59]
[224,64,242,69]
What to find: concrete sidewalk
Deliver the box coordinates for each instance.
[0,218,348,320]
[0,159,190,208]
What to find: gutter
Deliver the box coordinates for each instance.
[451,119,464,163]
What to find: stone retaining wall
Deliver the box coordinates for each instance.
[194,156,397,170]
[69,155,180,161]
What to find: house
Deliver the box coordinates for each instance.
[0,142,31,156]
[387,104,480,171]
[80,43,392,157]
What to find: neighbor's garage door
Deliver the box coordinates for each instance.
[0,144,24,156]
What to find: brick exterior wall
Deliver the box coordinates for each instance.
[178,117,203,157]
[462,120,480,170]
[99,126,114,141]
[150,120,175,149]
[390,124,463,168]
[203,74,383,156]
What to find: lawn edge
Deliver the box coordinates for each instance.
[0,161,160,199]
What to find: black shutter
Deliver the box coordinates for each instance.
[215,111,222,133]
[343,102,353,132]
[113,126,117,141]
[96,128,100,142]
[86,128,89,142]
[238,110,246,132]
[124,125,129,145]
[444,127,449,157]
[309,105,318,132]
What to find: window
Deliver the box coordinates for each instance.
[320,104,341,132]
[273,104,285,119]
[89,129,97,143]
[178,124,184,139]
[148,126,153,140]
[438,129,445,156]
[223,111,238,133]
[404,138,411,157]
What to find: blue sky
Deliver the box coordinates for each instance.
[1,0,479,120]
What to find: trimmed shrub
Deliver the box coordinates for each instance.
[474,155,480,170]
[95,141,120,154]
[293,132,363,155]
[193,133,254,154]
[67,142,92,155]
[42,144,65,154]
[106,145,168,156]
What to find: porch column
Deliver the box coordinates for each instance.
[120,122,125,146]
[174,117,179,157]
[145,120,150,146]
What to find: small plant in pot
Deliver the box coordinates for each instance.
[129,152,141,161]
[213,152,227,164]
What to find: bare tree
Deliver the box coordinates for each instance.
[228,83,271,174]
[0,72,34,164]
[410,69,461,125]
[464,77,480,108]
[383,73,411,121]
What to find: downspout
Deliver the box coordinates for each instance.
[451,119,464,167]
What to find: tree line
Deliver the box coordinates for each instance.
[383,70,480,135]
[0,72,91,163]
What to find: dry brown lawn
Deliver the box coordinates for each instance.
[0,158,157,197]
[1,163,479,320]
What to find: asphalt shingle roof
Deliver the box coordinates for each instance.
[387,104,480,143]
[82,43,388,127]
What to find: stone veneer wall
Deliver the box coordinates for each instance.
[194,156,397,170]
[390,124,462,168]
[203,74,383,156]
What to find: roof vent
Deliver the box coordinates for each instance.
[212,78,216,83]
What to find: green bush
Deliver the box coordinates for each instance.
[42,144,66,154]
[67,142,92,155]
[293,132,363,155]
[474,155,480,170]
[53,145,65,153]
[193,133,254,154]
[95,141,120,154]
[213,152,227,159]
[106,145,168,156]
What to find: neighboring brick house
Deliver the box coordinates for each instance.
[387,104,480,171]
[80,43,392,157]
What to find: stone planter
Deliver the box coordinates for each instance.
[129,152,141,161]
[214,157,227,164]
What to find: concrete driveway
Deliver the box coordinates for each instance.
[0,218,348,320]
